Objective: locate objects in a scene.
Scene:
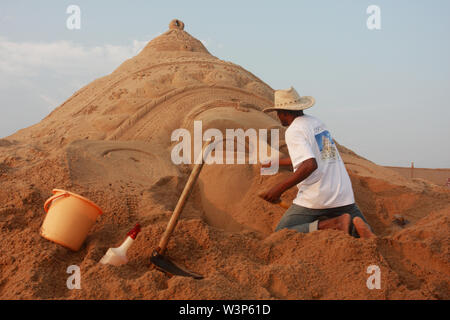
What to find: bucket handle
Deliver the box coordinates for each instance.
[44,192,70,213]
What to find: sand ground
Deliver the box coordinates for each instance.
[0,20,448,300]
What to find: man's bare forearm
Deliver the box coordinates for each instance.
[260,157,318,203]
[261,156,292,168]
[279,157,292,167]
[276,158,318,193]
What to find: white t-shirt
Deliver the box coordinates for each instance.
[285,114,355,209]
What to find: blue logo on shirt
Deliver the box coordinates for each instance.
[314,130,337,160]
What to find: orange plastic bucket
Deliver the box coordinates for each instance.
[40,189,103,251]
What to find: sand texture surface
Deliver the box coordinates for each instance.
[0,20,449,300]
[385,166,450,187]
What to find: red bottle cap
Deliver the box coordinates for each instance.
[127,223,141,240]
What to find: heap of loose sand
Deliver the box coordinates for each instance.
[0,20,449,300]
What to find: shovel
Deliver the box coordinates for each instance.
[150,140,213,280]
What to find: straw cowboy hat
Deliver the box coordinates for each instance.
[263,87,315,113]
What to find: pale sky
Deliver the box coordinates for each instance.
[1,0,449,168]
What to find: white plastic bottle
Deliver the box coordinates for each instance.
[100,223,141,266]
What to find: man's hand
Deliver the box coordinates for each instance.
[259,185,284,203]
[261,157,292,168]
[261,161,272,168]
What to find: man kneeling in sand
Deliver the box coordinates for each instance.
[260,87,375,238]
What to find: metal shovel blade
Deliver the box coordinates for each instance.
[150,250,203,280]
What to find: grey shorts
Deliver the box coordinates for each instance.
[275,203,370,237]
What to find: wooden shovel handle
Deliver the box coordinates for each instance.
[158,140,213,254]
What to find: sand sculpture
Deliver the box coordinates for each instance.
[0,20,448,299]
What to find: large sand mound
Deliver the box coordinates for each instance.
[0,20,449,300]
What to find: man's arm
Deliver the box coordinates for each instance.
[261,156,292,168]
[279,157,292,167]
[261,157,318,203]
